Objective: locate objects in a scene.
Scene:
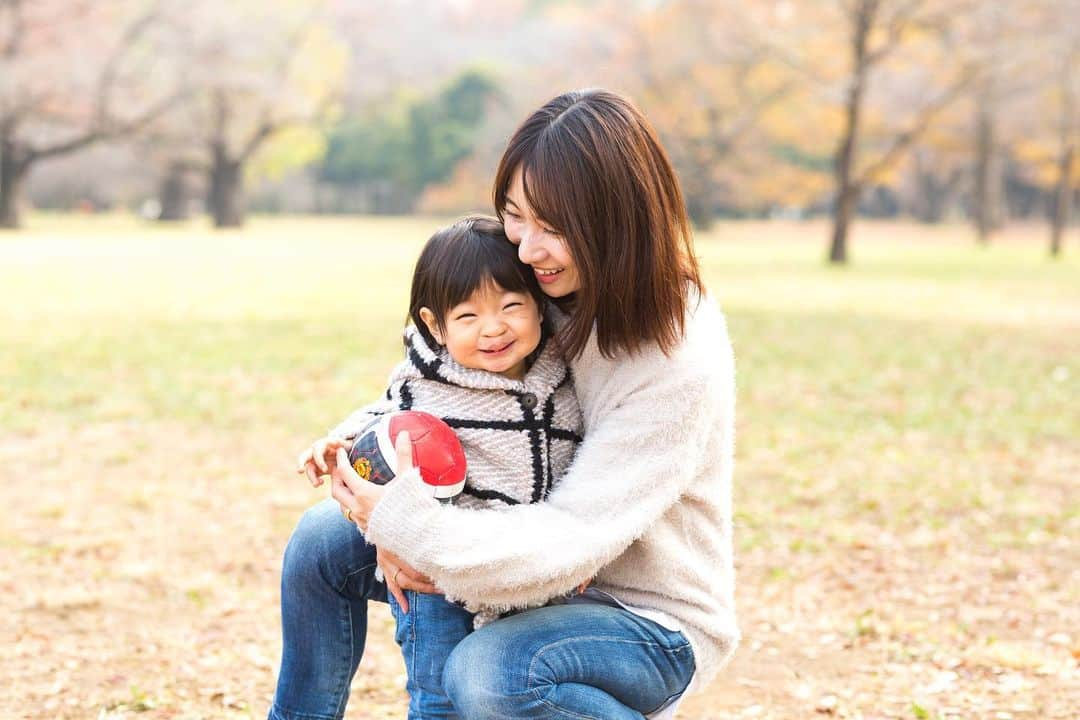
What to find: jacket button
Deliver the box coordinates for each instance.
[521,393,538,410]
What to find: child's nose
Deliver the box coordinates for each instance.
[482,318,508,336]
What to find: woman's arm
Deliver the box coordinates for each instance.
[363,349,732,610]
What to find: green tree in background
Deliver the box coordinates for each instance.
[320,69,499,213]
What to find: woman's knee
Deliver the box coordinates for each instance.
[443,632,500,716]
[281,499,376,592]
[443,621,534,717]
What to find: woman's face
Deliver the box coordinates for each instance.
[501,168,581,298]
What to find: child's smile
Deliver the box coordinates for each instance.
[480,339,516,356]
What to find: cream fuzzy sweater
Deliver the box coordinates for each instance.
[365,294,740,688]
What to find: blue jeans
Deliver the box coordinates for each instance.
[269,498,695,719]
[443,604,695,719]
[389,591,474,719]
[269,499,388,720]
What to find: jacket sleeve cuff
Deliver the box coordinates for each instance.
[365,468,442,565]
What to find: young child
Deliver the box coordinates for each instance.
[305,215,583,719]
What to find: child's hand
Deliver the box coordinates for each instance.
[297,436,353,487]
[575,578,592,595]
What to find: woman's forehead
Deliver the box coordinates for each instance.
[507,166,553,222]
[505,168,528,205]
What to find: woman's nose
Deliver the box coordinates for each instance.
[517,228,546,264]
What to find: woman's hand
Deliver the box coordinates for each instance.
[330,446,384,530]
[332,431,437,611]
[377,546,437,613]
[297,436,352,487]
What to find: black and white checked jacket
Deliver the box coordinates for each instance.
[331,324,583,511]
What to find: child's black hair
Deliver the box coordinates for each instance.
[408,215,546,348]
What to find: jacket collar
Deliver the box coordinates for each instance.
[393,321,567,396]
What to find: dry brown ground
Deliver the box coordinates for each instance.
[3,418,1076,719]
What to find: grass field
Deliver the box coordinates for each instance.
[1,215,1077,719]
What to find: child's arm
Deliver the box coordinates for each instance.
[298,388,398,487]
[328,398,393,441]
[297,435,354,488]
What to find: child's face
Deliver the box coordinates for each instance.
[422,284,542,380]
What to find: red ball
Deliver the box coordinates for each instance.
[348,411,467,501]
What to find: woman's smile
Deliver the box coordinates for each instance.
[534,267,564,284]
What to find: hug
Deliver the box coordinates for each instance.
[270,88,738,720]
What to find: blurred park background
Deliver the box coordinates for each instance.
[1,1,1078,719]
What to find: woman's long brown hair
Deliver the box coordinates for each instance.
[494,89,703,359]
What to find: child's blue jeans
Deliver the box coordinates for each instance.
[388,590,474,719]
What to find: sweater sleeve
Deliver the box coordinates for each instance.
[364,349,729,609]
[328,388,398,440]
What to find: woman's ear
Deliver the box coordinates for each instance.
[418,307,444,345]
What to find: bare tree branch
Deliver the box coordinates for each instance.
[1,0,24,59]
[235,7,336,163]
[93,1,165,130]
[864,0,913,67]
[238,119,277,162]
[721,68,794,151]
[856,68,976,185]
[31,86,185,163]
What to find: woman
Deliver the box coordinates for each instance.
[270,89,738,720]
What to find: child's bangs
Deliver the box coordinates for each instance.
[434,230,537,319]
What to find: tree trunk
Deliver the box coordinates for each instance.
[1050,143,1074,258]
[208,145,244,228]
[830,184,858,263]
[0,137,29,230]
[1050,52,1076,259]
[913,174,945,223]
[158,161,190,221]
[829,1,875,265]
[683,155,714,229]
[973,91,1003,245]
[911,152,961,224]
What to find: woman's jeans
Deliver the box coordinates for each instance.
[269,498,696,720]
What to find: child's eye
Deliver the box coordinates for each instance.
[504,302,522,310]
[454,313,476,321]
